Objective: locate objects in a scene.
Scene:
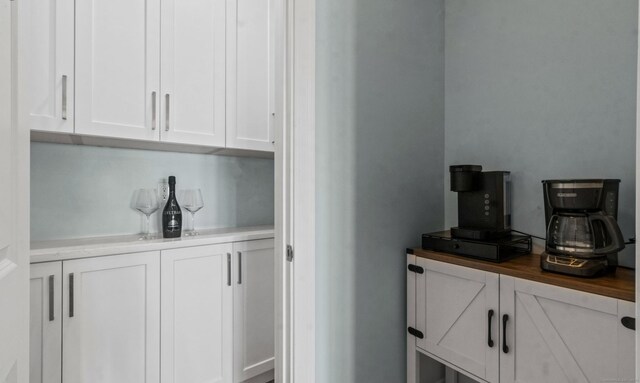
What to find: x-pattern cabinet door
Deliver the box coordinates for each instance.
[499,276,635,383]
[415,258,500,383]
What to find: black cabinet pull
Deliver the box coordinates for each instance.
[226,253,231,286]
[407,264,424,274]
[502,314,509,353]
[48,275,55,322]
[621,316,636,330]
[487,309,494,347]
[237,252,242,284]
[69,273,74,318]
[407,327,424,339]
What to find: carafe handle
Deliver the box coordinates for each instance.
[589,214,625,255]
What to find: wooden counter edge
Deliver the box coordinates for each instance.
[409,248,635,303]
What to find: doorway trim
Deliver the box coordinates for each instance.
[275,0,316,381]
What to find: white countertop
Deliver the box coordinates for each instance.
[31,225,275,263]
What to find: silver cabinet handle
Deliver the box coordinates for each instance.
[227,253,231,286]
[69,273,74,318]
[237,252,242,284]
[151,91,157,130]
[48,275,55,321]
[165,94,170,132]
[61,75,68,120]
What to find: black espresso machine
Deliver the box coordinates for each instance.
[422,165,532,262]
[540,179,625,277]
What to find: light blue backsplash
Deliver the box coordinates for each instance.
[31,142,274,241]
[444,0,638,267]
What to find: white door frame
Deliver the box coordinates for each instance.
[275,0,315,381]
[1,0,30,381]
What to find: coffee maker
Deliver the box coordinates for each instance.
[540,179,625,277]
[449,165,512,240]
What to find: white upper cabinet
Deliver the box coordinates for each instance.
[75,0,160,141]
[226,0,278,152]
[19,0,74,133]
[233,239,275,382]
[22,0,281,153]
[161,244,233,383]
[62,252,160,383]
[160,0,226,147]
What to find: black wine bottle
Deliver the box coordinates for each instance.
[162,176,182,238]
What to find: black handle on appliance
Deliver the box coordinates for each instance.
[487,309,494,347]
[589,214,625,255]
[621,316,636,330]
[502,314,509,353]
[69,273,74,318]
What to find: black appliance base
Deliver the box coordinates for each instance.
[450,227,511,241]
[540,252,612,277]
[422,231,531,262]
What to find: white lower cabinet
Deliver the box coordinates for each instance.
[63,252,160,383]
[30,253,161,383]
[414,259,499,383]
[30,240,275,383]
[233,239,275,383]
[500,276,636,383]
[30,263,62,383]
[161,243,234,383]
[409,256,636,383]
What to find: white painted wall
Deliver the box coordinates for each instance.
[31,142,274,240]
[316,0,445,381]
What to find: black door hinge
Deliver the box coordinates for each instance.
[407,264,424,274]
[408,327,424,339]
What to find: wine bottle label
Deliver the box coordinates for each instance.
[167,219,179,231]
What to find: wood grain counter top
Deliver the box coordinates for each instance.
[409,248,635,302]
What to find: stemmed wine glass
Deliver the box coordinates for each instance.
[180,189,204,236]
[133,189,159,240]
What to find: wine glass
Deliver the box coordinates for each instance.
[133,189,159,240]
[180,189,204,236]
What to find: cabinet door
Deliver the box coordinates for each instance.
[30,262,62,383]
[415,258,499,383]
[161,244,233,383]
[233,239,275,382]
[500,276,635,383]
[159,0,226,147]
[18,0,74,133]
[62,252,160,383]
[226,0,278,152]
[75,0,160,141]
[617,300,635,382]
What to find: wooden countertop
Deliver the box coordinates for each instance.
[410,248,635,302]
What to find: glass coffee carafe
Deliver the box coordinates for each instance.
[546,212,624,258]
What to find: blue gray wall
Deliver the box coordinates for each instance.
[31,142,274,240]
[316,0,445,381]
[316,0,637,381]
[444,0,638,267]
